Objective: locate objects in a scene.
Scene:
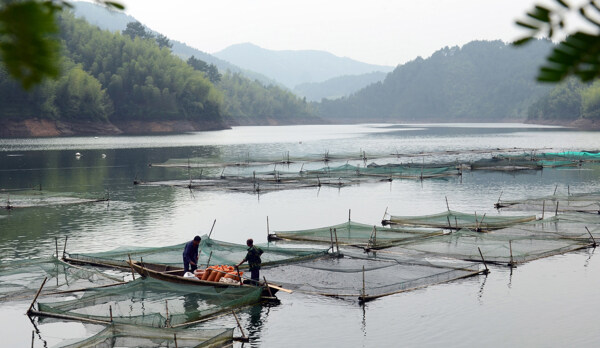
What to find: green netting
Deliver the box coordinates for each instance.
[497,151,600,162]
[272,220,443,248]
[0,189,107,209]
[384,210,537,230]
[57,323,233,348]
[470,158,542,171]
[261,253,482,299]
[37,277,263,328]
[67,235,329,269]
[496,192,600,214]
[0,257,122,302]
[396,219,592,265]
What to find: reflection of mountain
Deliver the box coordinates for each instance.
[214,43,394,89]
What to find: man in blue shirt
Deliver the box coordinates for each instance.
[183,235,201,273]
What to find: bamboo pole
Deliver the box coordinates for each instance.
[348,209,351,221]
[206,251,213,268]
[263,277,274,298]
[362,265,366,298]
[382,207,388,221]
[553,184,558,196]
[31,330,34,348]
[235,266,243,285]
[509,240,514,267]
[585,227,597,247]
[62,236,68,259]
[127,254,136,280]
[28,309,111,325]
[477,247,489,273]
[109,305,113,322]
[329,228,334,252]
[555,201,559,216]
[208,219,216,239]
[266,216,270,239]
[27,277,47,314]
[232,310,247,340]
[542,200,545,220]
[496,190,503,205]
[445,196,450,212]
[174,333,178,348]
[165,300,170,327]
[334,228,340,254]
[55,237,58,259]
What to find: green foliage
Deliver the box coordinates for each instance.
[516,0,600,82]
[581,80,600,118]
[122,21,153,41]
[187,55,221,83]
[0,1,61,90]
[317,40,552,122]
[219,71,314,120]
[0,0,123,90]
[527,78,583,120]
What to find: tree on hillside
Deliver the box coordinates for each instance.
[122,21,154,40]
[155,33,172,50]
[187,55,221,83]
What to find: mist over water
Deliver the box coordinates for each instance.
[1,124,599,347]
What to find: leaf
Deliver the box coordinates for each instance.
[554,0,570,9]
[102,1,125,10]
[516,20,539,30]
[0,1,61,89]
[513,37,534,46]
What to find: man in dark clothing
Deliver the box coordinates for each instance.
[236,238,263,284]
[183,235,201,273]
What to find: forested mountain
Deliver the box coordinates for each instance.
[214,43,394,89]
[0,11,317,136]
[71,1,278,86]
[294,72,388,102]
[317,40,554,122]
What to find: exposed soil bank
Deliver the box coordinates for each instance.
[0,118,227,138]
[0,116,328,138]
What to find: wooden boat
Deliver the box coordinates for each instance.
[128,260,284,298]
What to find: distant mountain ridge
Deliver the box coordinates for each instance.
[294,72,388,102]
[317,40,554,122]
[71,1,278,86]
[214,43,394,89]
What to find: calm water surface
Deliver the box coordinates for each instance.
[1,124,600,347]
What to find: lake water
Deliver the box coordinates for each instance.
[1,123,600,347]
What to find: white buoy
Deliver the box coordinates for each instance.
[75,152,81,158]
[101,154,106,158]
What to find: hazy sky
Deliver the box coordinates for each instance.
[119,0,541,67]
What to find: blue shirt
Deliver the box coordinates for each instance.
[183,240,199,263]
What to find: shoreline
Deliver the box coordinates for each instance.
[0,116,326,138]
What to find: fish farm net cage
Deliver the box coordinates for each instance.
[271,220,443,249]
[0,189,108,209]
[66,236,329,269]
[35,277,263,328]
[0,257,122,302]
[261,253,483,300]
[383,210,537,231]
[393,219,594,266]
[57,324,234,348]
[496,192,600,214]
[497,151,600,162]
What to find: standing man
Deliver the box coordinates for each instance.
[183,235,201,273]
[236,238,263,284]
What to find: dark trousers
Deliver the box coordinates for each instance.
[250,269,260,283]
[184,260,197,273]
